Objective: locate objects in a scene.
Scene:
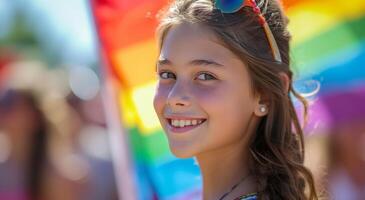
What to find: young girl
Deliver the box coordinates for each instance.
[153,0,318,199]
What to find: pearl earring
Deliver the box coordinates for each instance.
[259,105,267,113]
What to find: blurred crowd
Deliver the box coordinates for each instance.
[0,50,118,200]
[0,1,121,199]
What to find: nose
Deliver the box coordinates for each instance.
[166,80,191,108]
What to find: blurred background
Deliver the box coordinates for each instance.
[0,0,364,200]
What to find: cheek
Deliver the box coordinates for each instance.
[195,84,254,131]
[194,83,254,115]
[153,84,169,114]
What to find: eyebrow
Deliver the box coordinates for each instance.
[156,58,224,69]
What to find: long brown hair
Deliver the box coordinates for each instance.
[156,0,318,199]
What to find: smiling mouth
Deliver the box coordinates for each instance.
[167,118,207,128]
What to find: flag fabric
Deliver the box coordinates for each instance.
[284,0,365,133]
[91,0,201,199]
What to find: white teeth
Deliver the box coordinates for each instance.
[185,120,191,126]
[179,120,185,127]
[172,120,178,127]
[170,119,204,128]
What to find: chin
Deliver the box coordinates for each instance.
[169,144,196,158]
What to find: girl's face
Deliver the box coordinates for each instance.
[154,23,263,158]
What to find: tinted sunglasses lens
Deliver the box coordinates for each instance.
[215,0,244,13]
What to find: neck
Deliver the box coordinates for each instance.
[196,139,256,200]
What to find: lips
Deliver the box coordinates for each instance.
[165,117,207,133]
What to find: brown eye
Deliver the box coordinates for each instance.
[159,71,176,79]
[196,73,216,81]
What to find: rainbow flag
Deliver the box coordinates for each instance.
[286,0,365,91]
[285,0,365,132]
[91,0,200,199]
[91,0,365,199]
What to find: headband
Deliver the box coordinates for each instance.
[215,0,282,62]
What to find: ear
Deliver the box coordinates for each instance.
[254,103,268,117]
[279,72,290,94]
[253,73,289,117]
[253,93,269,117]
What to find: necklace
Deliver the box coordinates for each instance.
[218,174,250,200]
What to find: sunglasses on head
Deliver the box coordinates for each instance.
[215,0,282,63]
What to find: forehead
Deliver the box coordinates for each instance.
[160,22,239,64]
